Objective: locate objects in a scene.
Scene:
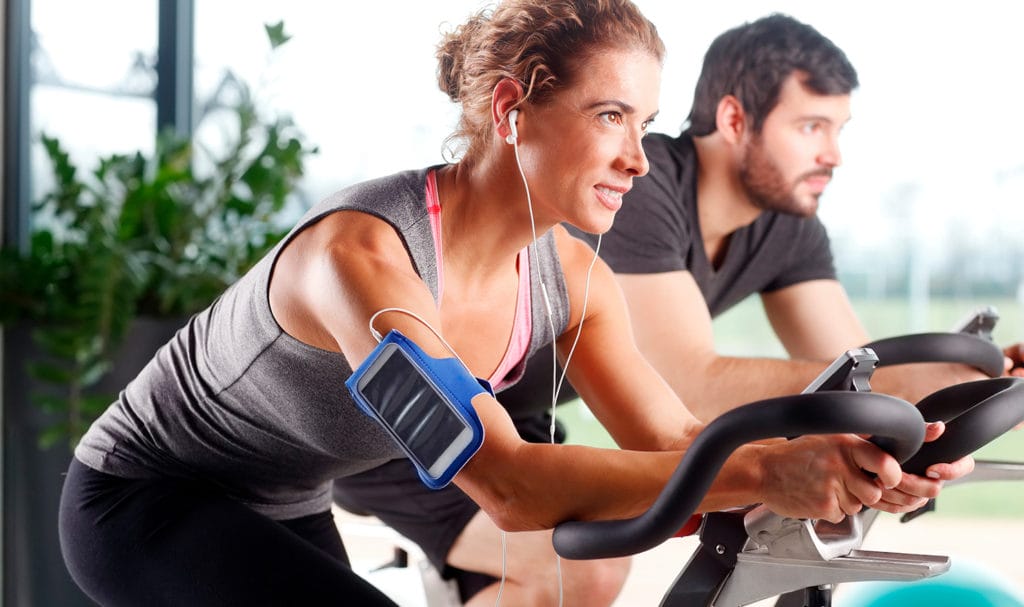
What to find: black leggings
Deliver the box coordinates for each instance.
[59,458,397,606]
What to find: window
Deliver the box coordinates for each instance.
[30,1,159,184]
[16,0,1024,368]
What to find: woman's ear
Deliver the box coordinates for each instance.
[715,95,747,145]
[491,78,525,143]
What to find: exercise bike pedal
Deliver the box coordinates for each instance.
[712,548,951,607]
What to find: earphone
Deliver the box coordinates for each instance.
[502,100,600,607]
[505,109,519,145]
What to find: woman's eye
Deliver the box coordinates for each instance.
[600,111,623,126]
[802,122,821,134]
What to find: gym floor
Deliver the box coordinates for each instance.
[337,509,1024,606]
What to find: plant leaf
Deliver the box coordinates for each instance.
[264,21,291,49]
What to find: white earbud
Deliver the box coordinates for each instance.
[505,109,519,145]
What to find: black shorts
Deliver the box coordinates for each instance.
[60,458,397,606]
[333,412,566,602]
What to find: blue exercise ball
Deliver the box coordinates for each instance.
[836,559,1024,607]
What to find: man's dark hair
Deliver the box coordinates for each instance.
[687,14,858,136]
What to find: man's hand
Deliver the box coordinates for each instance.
[1001,344,1024,430]
[876,421,976,510]
[1005,343,1024,378]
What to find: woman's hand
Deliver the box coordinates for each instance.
[875,420,975,510]
[757,434,907,524]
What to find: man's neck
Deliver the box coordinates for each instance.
[692,134,763,265]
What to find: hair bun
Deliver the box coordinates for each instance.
[436,14,488,102]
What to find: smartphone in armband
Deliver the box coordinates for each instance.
[346,330,488,490]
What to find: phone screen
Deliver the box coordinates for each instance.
[356,344,474,478]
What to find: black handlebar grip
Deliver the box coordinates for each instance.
[901,377,1024,476]
[864,333,1005,378]
[552,392,924,560]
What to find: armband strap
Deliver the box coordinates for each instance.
[346,329,488,490]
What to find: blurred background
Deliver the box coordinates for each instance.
[19,1,1024,330]
[3,0,1022,605]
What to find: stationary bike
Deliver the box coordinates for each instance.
[553,322,1024,607]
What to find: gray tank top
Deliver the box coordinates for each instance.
[75,167,570,520]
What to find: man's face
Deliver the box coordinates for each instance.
[738,73,851,217]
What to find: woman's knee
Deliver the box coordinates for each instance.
[563,557,631,605]
[511,555,631,606]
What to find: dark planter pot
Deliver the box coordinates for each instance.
[2,317,185,607]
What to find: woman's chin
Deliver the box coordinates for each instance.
[565,219,609,236]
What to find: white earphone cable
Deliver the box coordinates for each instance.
[367,307,469,367]
[508,113,607,607]
[381,112,596,607]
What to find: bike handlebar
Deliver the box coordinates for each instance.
[862,332,1021,476]
[863,332,1005,378]
[552,391,925,560]
[902,377,1024,476]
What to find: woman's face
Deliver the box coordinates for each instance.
[515,47,662,234]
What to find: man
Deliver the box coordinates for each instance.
[583,13,1023,421]
[334,14,990,606]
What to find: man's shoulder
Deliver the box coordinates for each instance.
[631,132,696,206]
[751,209,830,243]
[642,131,695,170]
[591,133,698,275]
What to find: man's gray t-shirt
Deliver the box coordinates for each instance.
[583,131,836,317]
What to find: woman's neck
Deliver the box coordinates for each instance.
[434,160,546,281]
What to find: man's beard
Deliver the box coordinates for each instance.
[738,137,831,218]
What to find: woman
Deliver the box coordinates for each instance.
[59,1,942,605]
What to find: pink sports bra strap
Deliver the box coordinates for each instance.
[490,248,533,391]
[425,170,445,304]
[424,169,532,390]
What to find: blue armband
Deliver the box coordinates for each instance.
[346,329,489,489]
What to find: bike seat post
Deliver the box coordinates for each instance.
[659,511,750,607]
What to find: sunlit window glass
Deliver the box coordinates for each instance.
[30,1,158,191]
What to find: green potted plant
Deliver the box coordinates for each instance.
[1,22,316,449]
[0,22,317,607]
